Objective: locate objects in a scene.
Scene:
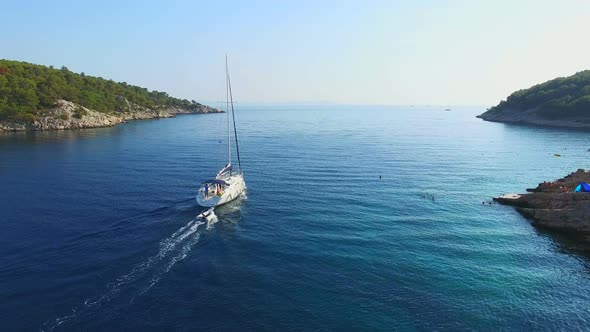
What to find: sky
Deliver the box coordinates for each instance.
[2,0,590,106]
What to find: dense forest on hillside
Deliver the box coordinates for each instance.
[0,59,200,120]
[485,70,590,118]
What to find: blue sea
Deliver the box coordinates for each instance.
[1,105,589,331]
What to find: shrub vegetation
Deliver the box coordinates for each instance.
[0,59,200,120]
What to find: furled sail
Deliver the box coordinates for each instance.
[216,163,232,178]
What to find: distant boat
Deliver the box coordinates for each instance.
[196,56,246,207]
[443,108,451,112]
[554,153,562,157]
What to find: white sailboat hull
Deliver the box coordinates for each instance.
[196,173,246,207]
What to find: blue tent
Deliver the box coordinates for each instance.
[574,182,590,192]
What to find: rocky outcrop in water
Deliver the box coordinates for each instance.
[494,169,590,239]
[0,100,220,131]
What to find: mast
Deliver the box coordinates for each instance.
[225,55,231,166]
[226,58,242,171]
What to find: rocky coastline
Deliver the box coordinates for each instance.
[477,109,590,130]
[0,100,221,132]
[494,169,590,241]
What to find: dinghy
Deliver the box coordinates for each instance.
[196,207,217,222]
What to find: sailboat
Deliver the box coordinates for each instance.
[196,57,246,207]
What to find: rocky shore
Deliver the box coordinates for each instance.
[494,169,590,240]
[477,109,590,130]
[0,100,221,131]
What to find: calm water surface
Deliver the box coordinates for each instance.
[1,105,590,330]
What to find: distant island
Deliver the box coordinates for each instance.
[0,59,220,131]
[478,70,590,129]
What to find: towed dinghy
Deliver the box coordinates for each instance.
[197,207,217,222]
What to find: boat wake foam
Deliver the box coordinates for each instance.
[41,218,205,331]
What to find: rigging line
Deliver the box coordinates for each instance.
[225,55,231,166]
[226,60,242,171]
[214,101,223,170]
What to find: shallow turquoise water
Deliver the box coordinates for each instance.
[1,105,589,330]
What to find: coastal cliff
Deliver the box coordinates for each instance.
[494,169,590,240]
[478,70,590,129]
[0,100,220,131]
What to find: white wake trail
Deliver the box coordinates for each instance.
[42,218,205,331]
[135,231,202,299]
